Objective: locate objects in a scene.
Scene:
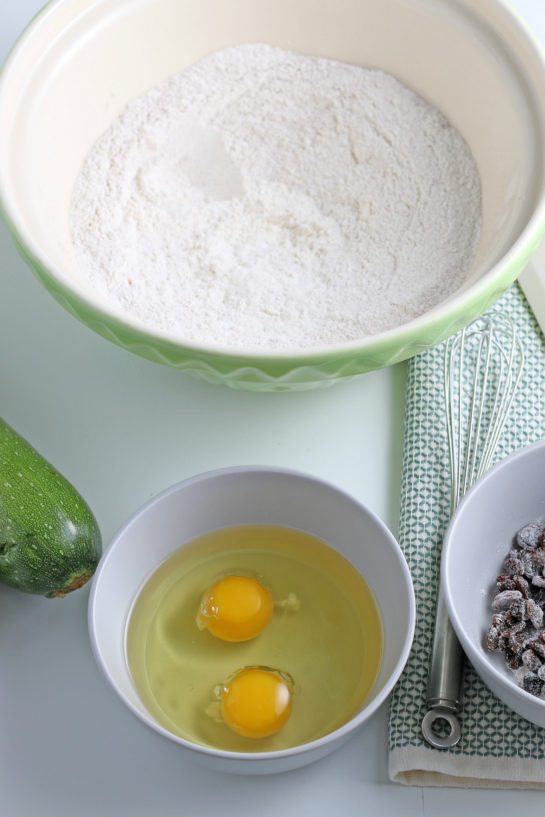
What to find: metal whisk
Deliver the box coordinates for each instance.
[421,312,524,749]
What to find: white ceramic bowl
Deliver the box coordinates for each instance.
[442,439,545,728]
[1,0,545,390]
[88,466,415,774]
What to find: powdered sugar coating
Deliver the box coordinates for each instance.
[70,44,481,351]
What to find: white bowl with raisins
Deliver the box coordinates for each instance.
[443,438,545,727]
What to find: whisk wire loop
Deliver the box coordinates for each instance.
[443,313,524,515]
[423,311,524,749]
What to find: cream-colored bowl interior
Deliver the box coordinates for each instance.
[1,0,544,345]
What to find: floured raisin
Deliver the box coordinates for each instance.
[492,612,506,628]
[506,651,523,670]
[491,590,523,611]
[522,649,542,672]
[522,673,543,696]
[497,574,517,591]
[484,626,499,651]
[517,522,545,551]
[505,551,523,574]
[531,575,545,588]
[508,627,526,653]
[526,598,544,629]
[515,576,530,598]
[524,638,545,659]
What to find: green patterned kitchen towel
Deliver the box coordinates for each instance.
[388,282,545,788]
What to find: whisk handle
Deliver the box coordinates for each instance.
[421,587,464,748]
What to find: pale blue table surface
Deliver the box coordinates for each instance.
[0,1,544,814]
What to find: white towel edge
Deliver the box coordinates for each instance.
[388,747,545,789]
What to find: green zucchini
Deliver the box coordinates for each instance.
[0,418,101,597]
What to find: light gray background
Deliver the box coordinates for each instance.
[0,1,543,814]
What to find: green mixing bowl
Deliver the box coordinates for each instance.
[1,0,545,391]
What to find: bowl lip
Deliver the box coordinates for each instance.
[442,438,545,710]
[2,0,545,363]
[88,464,416,763]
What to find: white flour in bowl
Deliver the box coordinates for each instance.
[70,43,481,351]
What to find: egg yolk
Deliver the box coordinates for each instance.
[196,575,273,642]
[221,667,293,738]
